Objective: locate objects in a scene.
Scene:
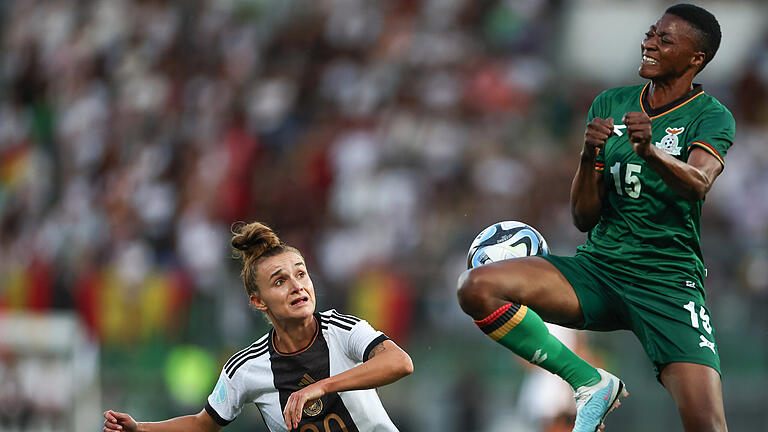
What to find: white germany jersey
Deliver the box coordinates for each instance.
[205,310,398,431]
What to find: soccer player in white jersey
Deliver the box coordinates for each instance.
[103,221,413,432]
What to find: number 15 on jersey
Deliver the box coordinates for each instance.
[610,162,642,199]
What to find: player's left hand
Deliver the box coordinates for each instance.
[283,381,327,430]
[623,112,653,158]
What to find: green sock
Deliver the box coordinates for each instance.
[475,303,600,390]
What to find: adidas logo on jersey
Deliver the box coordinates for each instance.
[655,127,684,155]
[298,373,316,387]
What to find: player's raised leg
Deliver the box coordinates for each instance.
[457,256,627,432]
[661,362,727,432]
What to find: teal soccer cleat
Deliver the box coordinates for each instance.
[572,368,628,432]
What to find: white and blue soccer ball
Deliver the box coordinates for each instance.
[467,221,549,269]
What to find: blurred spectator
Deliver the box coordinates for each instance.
[0,0,766,431]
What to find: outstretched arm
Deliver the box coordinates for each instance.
[103,409,222,432]
[282,339,413,430]
[624,112,723,201]
[570,117,611,232]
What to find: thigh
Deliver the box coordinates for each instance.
[660,362,727,432]
[624,287,721,377]
[542,254,629,331]
[464,256,584,326]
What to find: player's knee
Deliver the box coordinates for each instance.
[683,411,727,432]
[456,268,495,319]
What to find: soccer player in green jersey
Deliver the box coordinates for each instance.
[457,4,732,432]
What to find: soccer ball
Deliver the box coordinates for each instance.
[467,221,549,269]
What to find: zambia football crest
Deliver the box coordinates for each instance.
[655,127,684,155]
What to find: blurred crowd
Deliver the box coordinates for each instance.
[1,0,767,431]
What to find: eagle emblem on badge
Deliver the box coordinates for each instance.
[303,399,323,417]
[655,127,684,155]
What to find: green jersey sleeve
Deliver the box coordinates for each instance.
[686,106,735,167]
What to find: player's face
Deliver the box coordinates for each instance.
[251,251,316,322]
[639,14,704,80]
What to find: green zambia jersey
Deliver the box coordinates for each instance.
[577,83,735,296]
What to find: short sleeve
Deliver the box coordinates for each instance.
[586,94,602,125]
[687,107,735,167]
[330,310,389,363]
[205,369,245,427]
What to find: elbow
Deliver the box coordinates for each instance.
[692,181,711,201]
[687,190,706,201]
[571,211,598,232]
[572,218,594,233]
[397,352,414,377]
[570,199,601,232]
[681,182,709,201]
[679,167,716,201]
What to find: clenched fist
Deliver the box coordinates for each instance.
[584,117,615,159]
[623,112,653,158]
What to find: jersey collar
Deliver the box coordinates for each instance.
[271,316,320,356]
[640,82,704,119]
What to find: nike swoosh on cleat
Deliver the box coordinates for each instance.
[602,381,614,400]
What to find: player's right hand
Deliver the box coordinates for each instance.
[584,117,615,158]
[104,410,139,432]
[283,381,327,430]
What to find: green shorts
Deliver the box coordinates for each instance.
[542,253,720,378]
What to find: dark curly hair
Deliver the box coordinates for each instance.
[665,4,721,73]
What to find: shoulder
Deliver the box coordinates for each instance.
[318,309,363,332]
[697,94,735,123]
[689,94,735,137]
[221,332,271,380]
[588,85,645,118]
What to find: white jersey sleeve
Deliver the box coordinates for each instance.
[205,369,246,426]
[205,335,271,426]
[321,309,389,362]
[319,310,399,431]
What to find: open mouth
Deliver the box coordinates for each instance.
[290,296,309,307]
[642,55,659,65]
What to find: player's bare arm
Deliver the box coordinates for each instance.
[282,339,413,430]
[570,117,612,231]
[103,409,221,432]
[367,339,388,360]
[624,111,723,200]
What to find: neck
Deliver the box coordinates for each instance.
[647,76,695,109]
[271,314,317,353]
